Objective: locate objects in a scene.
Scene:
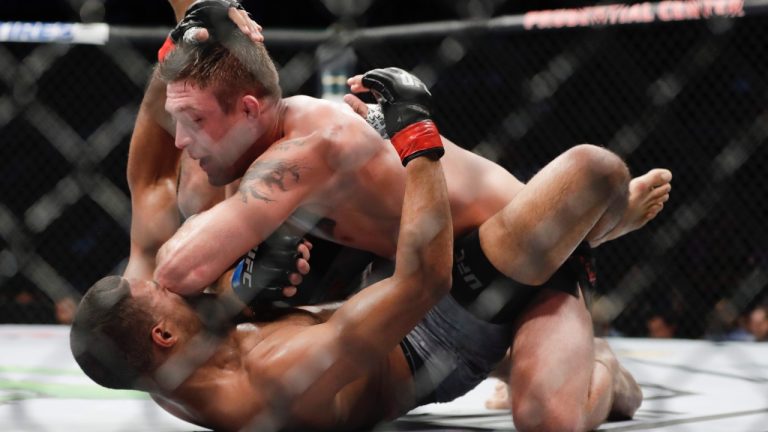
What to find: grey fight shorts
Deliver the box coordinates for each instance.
[399,295,514,406]
[363,229,593,405]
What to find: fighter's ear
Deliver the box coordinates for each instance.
[241,95,261,119]
[151,321,177,348]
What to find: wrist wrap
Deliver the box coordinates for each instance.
[391,121,444,166]
[365,104,389,139]
[158,36,175,62]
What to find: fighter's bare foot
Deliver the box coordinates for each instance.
[485,379,511,410]
[594,338,642,420]
[609,362,643,420]
[593,168,672,246]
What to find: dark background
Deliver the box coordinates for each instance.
[0,1,608,26]
[1,1,766,340]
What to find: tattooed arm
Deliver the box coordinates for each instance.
[154,133,334,295]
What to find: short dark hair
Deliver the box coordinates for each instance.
[69,276,156,389]
[158,30,281,113]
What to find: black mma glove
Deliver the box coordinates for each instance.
[361,67,444,166]
[231,226,304,308]
[158,0,244,61]
[172,0,244,43]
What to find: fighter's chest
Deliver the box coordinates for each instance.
[290,202,399,256]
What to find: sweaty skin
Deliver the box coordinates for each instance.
[156,83,670,295]
[156,87,524,293]
[341,93,673,252]
[148,297,419,430]
[124,0,270,282]
[132,153,453,431]
[146,25,662,429]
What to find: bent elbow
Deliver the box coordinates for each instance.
[154,247,195,291]
[154,253,191,294]
[159,267,213,296]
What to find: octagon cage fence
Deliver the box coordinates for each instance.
[2,0,768,344]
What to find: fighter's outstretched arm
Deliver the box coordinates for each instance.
[125,0,264,280]
[300,67,453,359]
[123,1,197,280]
[123,73,180,280]
[325,154,452,362]
[168,0,263,43]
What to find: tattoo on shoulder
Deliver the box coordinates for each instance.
[273,138,307,152]
[238,159,304,203]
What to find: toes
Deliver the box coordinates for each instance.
[647,168,673,186]
[630,180,654,200]
[485,381,511,410]
[632,168,672,194]
[649,183,672,200]
[645,203,664,219]
[485,397,510,410]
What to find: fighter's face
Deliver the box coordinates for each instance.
[127,279,209,347]
[166,80,258,186]
[128,279,191,318]
[129,279,220,335]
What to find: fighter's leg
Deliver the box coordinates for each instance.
[590,168,672,247]
[479,144,630,285]
[508,289,641,431]
[484,337,642,418]
[593,337,643,420]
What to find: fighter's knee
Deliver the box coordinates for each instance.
[512,397,588,432]
[566,144,629,194]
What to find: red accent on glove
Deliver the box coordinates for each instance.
[158,36,176,62]
[390,120,444,166]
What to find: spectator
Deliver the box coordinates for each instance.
[0,284,77,324]
[0,286,56,324]
[55,297,77,324]
[748,303,768,341]
[646,311,678,338]
[705,299,754,342]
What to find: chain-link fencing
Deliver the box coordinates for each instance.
[1,0,767,341]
